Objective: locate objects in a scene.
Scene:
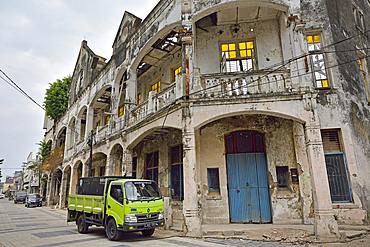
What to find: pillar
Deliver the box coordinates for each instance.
[182,103,202,237]
[305,111,340,239]
[59,169,68,209]
[293,122,314,224]
[46,175,54,206]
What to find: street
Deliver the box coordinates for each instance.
[0,199,297,247]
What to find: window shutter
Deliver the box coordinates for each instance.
[321,130,342,153]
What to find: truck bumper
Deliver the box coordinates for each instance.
[119,219,165,232]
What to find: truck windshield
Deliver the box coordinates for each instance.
[124,181,162,201]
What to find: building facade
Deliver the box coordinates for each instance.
[43,0,370,238]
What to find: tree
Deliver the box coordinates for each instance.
[0,158,3,178]
[43,76,71,122]
[40,145,64,173]
[37,140,52,164]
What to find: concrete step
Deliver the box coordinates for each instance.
[170,219,183,231]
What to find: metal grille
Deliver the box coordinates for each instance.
[325,154,352,202]
[136,212,159,223]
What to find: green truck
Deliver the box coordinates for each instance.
[67,176,165,241]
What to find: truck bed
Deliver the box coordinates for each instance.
[68,194,104,214]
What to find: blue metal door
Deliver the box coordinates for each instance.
[227,153,271,223]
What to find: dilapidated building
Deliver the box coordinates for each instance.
[43,0,370,239]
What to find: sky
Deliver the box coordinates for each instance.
[0,0,159,182]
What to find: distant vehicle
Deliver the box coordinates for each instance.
[14,192,27,204]
[25,193,42,207]
[8,195,14,201]
[0,194,5,199]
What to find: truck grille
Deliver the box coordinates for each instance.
[136,212,159,223]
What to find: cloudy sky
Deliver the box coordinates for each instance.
[0,0,158,182]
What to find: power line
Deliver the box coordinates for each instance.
[0,69,46,111]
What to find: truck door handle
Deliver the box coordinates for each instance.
[108,205,111,208]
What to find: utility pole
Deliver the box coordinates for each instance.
[88,130,93,177]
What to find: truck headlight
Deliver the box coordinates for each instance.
[124,214,137,223]
[158,211,164,220]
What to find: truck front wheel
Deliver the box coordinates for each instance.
[106,218,121,241]
[77,214,89,234]
[142,228,155,236]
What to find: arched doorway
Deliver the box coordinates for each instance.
[225,130,271,223]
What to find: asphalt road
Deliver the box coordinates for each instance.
[0,199,292,247]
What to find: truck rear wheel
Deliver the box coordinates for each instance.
[142,228,155,236]
[106,218,121,241]
[77,214,89,234]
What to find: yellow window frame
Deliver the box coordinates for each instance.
[105,115,110,125]
[118,105,125,117]
[149,78,161,95]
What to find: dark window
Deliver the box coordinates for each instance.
[208,168,220,192]
[99,166,105,176]
[321,130,352,202]
[132,157,137,178]
[276,166,289,190]
[145,151,158,182]
[91,168,95,177]
[110,184,123,204]
[171,145,183,201]
[290,168,299,183]
[225,131,265,154]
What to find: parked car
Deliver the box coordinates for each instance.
[25,193,42,207]
[0,194,5,199]
[14,192,27,204]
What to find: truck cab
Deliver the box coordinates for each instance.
[67,176,165,241]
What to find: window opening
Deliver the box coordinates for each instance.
[225,131,265,154]
[358,54,370,102]
[321,130,352,202]
[99,166,105,176]
[149,80,161,94]
[105,115,110,125]
[137,92,141,105]
[171,145,183,201]
[118,105,125,117]
[221,40,256,73]
[110,184,123,204]
[276,166,289,190]
[173,65,182,82]
[145,151,158,182]
[207,168,220,192]
[307,34,329,88]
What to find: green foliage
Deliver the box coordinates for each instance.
[37,140,52,164]
[0,158,3,178]
[43,75,71,122]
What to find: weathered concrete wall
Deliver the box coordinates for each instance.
[198,115,303,224]
[196,18,283,74]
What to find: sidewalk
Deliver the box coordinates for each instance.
[202,223,370,245]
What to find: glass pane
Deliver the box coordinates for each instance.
[240,50,247,57]
[247,50,252,57]
[208,168,220,192]
[239,42,246,50]
[229,43,236,51]
[229,51,236,58]
[236,132,253,153]
[125,181,162,201]
[222,44,228,52]
[307,35,313,44]
[314,35,320,43]
[247,42,254,49]
[322,80,328,87]
[226,135,234,154]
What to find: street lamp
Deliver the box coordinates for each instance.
[21,162,27,191]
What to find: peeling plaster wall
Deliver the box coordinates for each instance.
[196,19,282,74]
[198,115,303,224]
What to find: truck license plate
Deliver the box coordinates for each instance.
[144,223,153,228]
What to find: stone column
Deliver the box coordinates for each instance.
[59,170,68,209]
[46,175,54,206]
[85,106,94,140]
[305,111,340,239]
[123,149,133,177]
[106,153,113,176]
[293,122,314,224]
[69,165,76,195]
[182,103,202,237]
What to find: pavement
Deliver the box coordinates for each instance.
[1,198,369,246]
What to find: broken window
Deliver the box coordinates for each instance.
[173,64,182,82]
[118,105,125,117]
[207,168,220,192]
[137,92,141,105]
[276,166,289,190]
[358,52,370,102]
[321,130,352,203]
[220,40,256,73]
[171,145,183,201]
[149,79,161,94]
[145,151,158,182]
[307,34,329,88]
